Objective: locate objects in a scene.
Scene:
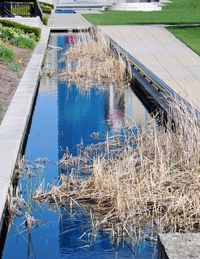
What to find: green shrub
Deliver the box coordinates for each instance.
[0,26,37,49]
[42,16,48,25]
[40,2,53,14]
[9,62,20,72]
[40,2,54,9]
[12,6,29,16]
[11,35,36,49]
[0,20,41,40]
[0,44,14,62]
[0,26,37,41]
[41,6,52,14]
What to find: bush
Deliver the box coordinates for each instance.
[41,6,52,14]
[0,44,14,62]
[12,6,29,16]
[0,26,37,49]
[42,16,48,25]
[40,2,54,9]
[9,62,20,73]
[11,35,36,49]
[0,20,41,40]
[40,2,53,14]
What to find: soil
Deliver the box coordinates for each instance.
[0,46,33,124]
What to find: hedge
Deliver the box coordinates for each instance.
[40,2,54,9]
[0,19,41,40]
[42,16,48,25]
[41,6,52,14]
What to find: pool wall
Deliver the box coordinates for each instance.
[0,27,50,231]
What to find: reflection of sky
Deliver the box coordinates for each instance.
[2,33,156,259]
[58,83,108,158]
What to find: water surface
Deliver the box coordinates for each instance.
[2,33,156,259]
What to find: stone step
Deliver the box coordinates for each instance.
[108,3,162,11]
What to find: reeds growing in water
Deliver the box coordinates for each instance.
[59,29,131,91]
[9,29,200,244]
[33,99,200,242]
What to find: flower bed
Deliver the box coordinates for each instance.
[0,26,37,49]
[0,21,39,123]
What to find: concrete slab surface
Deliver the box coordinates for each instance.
[99,25,200,110]
[159,233,200,259]
[48,13,91,29]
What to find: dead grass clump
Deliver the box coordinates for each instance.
[59,30,131,90]
[33,100,200,240]
[7,185,26,217]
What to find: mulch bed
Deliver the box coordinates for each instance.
[0,47,32,123]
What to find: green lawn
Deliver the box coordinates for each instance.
[83,0,200,25]
[167,27,200,55]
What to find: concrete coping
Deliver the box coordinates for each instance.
[0,26,50,230]
[158,233,200,259]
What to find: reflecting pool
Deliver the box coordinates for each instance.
[1,33,156,259]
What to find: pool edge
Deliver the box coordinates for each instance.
[0,27,50,232]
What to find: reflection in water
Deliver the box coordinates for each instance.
[58,84,107,158]
[2,33,155,259]
[124,87,149,126]
[54,33,151,257]
[105,85,125,133]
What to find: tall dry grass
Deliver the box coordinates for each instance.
[59,30,131,91]
[33,99,200,241]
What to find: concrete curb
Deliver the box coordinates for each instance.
[0,27,50,229]
[158,233,200,259]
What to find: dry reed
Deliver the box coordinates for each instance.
[59,30,131,91]
[33,98,200,241]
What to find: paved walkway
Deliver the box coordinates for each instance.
[99,25,200,109]
[48,13,91,30]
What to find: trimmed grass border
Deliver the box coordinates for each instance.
[168,26,200,56]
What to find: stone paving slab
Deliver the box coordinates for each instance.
[99,25,200,110]
[48,13,91,30]
[158,233,200,259]
[0,27,50,229]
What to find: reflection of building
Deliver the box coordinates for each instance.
[56,34,106,160]
[40,34,58,92]
[124,87,149,126]
[104,85,149,133]
[56,33,149,254]
[104,85,125,134]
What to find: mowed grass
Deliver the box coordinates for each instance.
[83,0,200,25]
[168,27,200,55]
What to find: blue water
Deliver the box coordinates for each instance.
[55,9,76,13]
[1,33,156,259]
[56,6,104,9]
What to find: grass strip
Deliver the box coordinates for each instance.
[168,26,200,56]
[83,0,200,25]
